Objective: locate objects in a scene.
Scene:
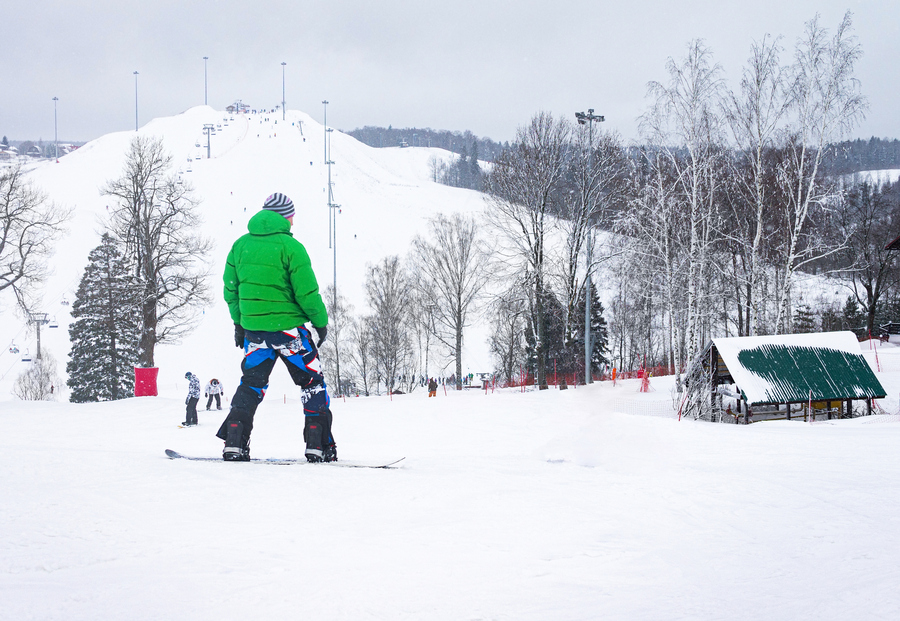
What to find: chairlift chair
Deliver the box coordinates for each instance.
[9,344,19,354]
[49,318,58,328]
[21,350,31,362]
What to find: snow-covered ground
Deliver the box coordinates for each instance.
[2,362,900,620]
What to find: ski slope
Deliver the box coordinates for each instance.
[2,370,899,620]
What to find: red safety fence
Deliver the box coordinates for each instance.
[495,364,678,389]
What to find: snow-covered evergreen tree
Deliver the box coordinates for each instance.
[66,233,141,402]
[572,281,609,376]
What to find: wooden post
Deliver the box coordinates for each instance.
[786,402,791,421]
[744,404,750,425]
[867,398,872,416]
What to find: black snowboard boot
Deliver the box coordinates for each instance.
[304,408,337,462]
[223,421,250,461]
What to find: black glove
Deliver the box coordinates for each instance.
[234,323,245,348]
[314,325,327,347]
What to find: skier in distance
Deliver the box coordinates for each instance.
[216,192,335,462]
[183,372,200,426]
[204,378,224,411]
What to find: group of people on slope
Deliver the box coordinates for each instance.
[181,375,225,426]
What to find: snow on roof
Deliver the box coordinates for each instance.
[713,331,886,405]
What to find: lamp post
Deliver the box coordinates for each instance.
[575,108,605,385]
[133,71,139,131]
[203,56,208,105]
[52,97,59,161]
[322,100,329,164]
[281,61,287,121]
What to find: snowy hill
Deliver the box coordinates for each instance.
[3,109,900,618]
[0,106,487,400]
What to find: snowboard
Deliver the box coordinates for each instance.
[165,449,404,469]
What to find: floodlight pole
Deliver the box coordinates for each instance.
[575,108,605,385]
[133,71,139,131]
[203,56,209,105]
[52,97,59,160]
[281,62,287,121]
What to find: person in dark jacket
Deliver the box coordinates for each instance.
[183,372,201,426]
[428,377,438,397]
[216,192,335,462]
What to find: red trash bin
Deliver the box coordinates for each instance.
[134,367,159,397]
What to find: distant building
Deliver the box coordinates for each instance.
[226,100,251,114]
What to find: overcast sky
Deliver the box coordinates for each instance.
[2,1,896,145]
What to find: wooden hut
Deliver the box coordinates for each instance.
[684,331,886,423]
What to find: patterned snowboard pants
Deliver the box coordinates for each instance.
[216,326,332,447]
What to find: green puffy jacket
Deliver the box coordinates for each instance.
[224,209,328,331]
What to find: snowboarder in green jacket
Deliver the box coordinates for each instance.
[216,192,335,462]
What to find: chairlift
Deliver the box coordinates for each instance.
[195,142,201,148]
[9,344,19,354]
[49,318,58,328]
[61,297,69,306]
[186,168,192,173]
[21,350,31,363]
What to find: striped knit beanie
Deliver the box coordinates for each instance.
[262,192,295,219]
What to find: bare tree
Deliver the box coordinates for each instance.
[641,39,726,366]
[833,181,900,335]
[13,350,60,401]
[321,285,352,397]
[346,316,375,396]
[724,34,790,336]
[103,136,212,367]
[484,112,570,389]
[774,11,867,332]
[488,285,528,385]
[615,155,686,379]
[365,255,416,394]
[411,213,490,389]
[0,165,71,311]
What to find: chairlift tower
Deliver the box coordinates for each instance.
[203,124,215,158]
[575,108,605,384]
[324,118,344,395]
[27,312,50,360]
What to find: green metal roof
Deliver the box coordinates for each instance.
[735,344,886,405]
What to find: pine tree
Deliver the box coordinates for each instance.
[469,141,482,190]
[573,282,609,376]
[792,304,816,334]
[66,234,141,402]
[842,295,865,336]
